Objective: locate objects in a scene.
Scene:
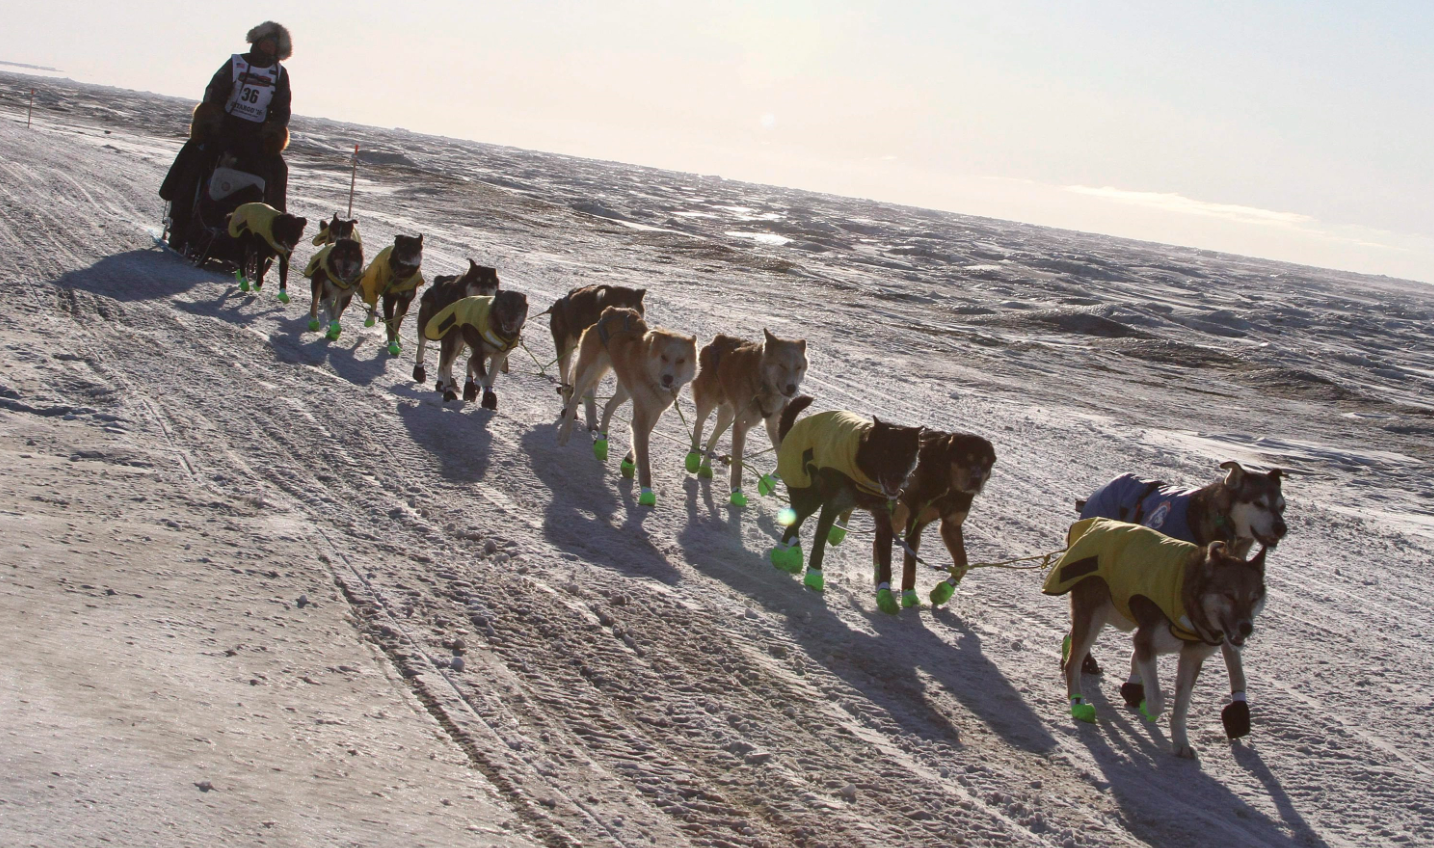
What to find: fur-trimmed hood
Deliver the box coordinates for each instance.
[247,21,293,61]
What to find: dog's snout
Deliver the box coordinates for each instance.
[1273,520,1288,537]
[662,374,674,387]
[1238,621,1253,638]
[785,383,796,396]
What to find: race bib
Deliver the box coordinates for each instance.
[225,55,278,123]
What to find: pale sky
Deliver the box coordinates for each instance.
[12,1,1434,283]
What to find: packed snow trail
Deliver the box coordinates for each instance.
[1,74,1432,847]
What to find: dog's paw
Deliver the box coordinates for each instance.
[463,381,479,403]
[1222,700,1251,739]
[620,459,636,479]
[757,473,780,497]
[638,488,656,507]
[875,588,899,615]
[770,542,803,574]
[929,579,956,607]
[1070,701,1097,724]
[902,589,919,609]
[685,451,702,474]
[481,389,497,410]
[364,315,376,328]
[443,389,458,403]
[1138,699,1164,722]
[387,341,402,357]
[1082,653,1102,675]
[729,490,748,507]
[1120,682,1145,708]
[697,463,713,480]
[1172,743,1198,759]
[412,366,426,383]
[827,520,848,546]
[802,570,825,593]
[276,289,290,304]
[592,437,608,461]
[308,319,321,332]
[326,321,342,341]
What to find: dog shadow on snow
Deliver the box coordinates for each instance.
[673,484,1057,754]
[519,424,682,584]
[392,385,496,485]
[1075,688,1332,848]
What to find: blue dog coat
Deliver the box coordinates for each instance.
[1080,473,1198,544]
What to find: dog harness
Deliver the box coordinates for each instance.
[359,246,425,307]
[422,296,519,351]
[1080,473,1198,543]
[1043,518,1203,642]
[594,310,639,346]
[776,411,882,495]
[302,244,358,289]
[227,202,292,258]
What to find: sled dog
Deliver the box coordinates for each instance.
[873,430,997,614]
[304,237,365,340]
[546,284,647,416]
[686,329,808,505]
[1074,460,1287,735]
[555,306,696,507]
[414,261,502,383]
[768,396,923,595]
[358,234,425,356]
[226,202,307,298]
[1045,518,1267,758]
[312,214,360,246]
[417,290,528,409]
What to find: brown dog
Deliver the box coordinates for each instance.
[546,284,647,417]
[312,214,360,246]
[555,306,696,507]
[874,430,997,613]
[419,290,528,409]
[687,330,808,506]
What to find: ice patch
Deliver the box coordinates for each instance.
[725,231,792,246]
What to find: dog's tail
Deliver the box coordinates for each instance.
[779,395,814,441]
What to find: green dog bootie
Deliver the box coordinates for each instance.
[326,321,342,341]
[876,587,899,615]
[638,487,656,507]
[930,579,956,607]
[827,518,849,547]
[685,451,701,474]
[803,569,825,593]
[592,436,609,462]
[308,318,321,332]
[253,279,263,292]
[235,271,250,292]
[1071,697,1096,724]
[619,458,636,479]
[729,490,748,507]
[769,541,803,574]
[364,315,376,328]
[1138,700,1157,723]
[276,289,290,303]
[901,589,919,609]
[758,473,779,497]
[387,341,401,357]
[698,462,713,480]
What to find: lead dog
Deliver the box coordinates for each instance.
[769,396,924,595]
[555,306,695,507]
[546,284,647,417]
[874,430,996,614]
[1075,460,1287,737]
[686,329,808,506]
[1045,518,1267,758]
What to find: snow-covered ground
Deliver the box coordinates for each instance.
[2,72,1432,847]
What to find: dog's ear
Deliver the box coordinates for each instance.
[764,328,777,347]
[417,234,424,245]
[797,338,807,352]
[636,289,647,303]
[1206,540,1228,559]
[1219,460,1246,487]
[1248,546,1268,574]
[468,258,479,272]
[1268,468,1284,483]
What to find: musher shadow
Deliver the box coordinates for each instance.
[519,424,681,584]
[54,249,212,302]
[1078,694,1333,848]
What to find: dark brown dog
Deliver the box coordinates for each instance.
[358,234,425,357]
[305,238,364,340]
[413,261,502,383]
[875,430,997,613]
[232,210,306,297]
[546,284,647,417]
[312,215,360,246]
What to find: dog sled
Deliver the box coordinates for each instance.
[162,159,267,270]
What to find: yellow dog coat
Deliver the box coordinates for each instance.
[227,202,292,257]
[1043,518,1202,641]
[422,296,519,352]
[359,246,425,307]
[302,243,358,289]
[776,411,881,494]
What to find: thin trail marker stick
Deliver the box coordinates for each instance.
[27,89,35,128]
[346,143,359,217]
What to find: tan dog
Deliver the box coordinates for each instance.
[686,330,808,506]
[556,307,696,507]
